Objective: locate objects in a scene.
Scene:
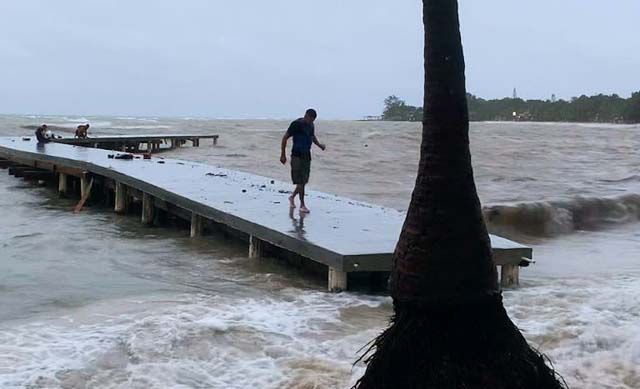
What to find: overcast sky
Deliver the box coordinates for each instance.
[1,1,638,118]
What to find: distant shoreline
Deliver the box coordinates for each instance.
[358,119,639,126]
[380,92,640,124]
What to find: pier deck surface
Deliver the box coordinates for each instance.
[0,137,531,277]
[53,133,219,145]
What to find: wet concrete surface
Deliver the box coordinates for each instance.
[0,137,531,272]
[53,133,218,144]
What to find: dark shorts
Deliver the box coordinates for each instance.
[291,156,311,185]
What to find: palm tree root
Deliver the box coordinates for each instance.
[354,293,567,389]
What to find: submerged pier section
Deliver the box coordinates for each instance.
[0,137,532,291]
[54,133,219,153]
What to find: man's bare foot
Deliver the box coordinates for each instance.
[300,205,310,213]
[288,196,296,208]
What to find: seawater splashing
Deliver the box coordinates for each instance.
[506,275,640,389]
[484,193,640,237]
[0,291,388,388]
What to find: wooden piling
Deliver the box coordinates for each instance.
[80,176,91,200]
[501,264,519,288]
[74,178,94,213]
[142,192,154,225]
[58,173,68,196]
[190,213,203,237]
[249,235,264,258]
[115,182,127,213]
[328,268,347,292]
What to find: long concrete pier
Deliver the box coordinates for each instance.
[53,133,219,153]
[0,137,532,291]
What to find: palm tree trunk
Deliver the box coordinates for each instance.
[390,0,497,306]
[353,1,566,388]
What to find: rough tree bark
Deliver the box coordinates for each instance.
[354,1,566,388]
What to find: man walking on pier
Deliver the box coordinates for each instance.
[280,108,326,213]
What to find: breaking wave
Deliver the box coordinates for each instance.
[484,194,640,236]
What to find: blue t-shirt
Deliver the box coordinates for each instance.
[287,118,315,159]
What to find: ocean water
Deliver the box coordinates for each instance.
[0,115,639,388]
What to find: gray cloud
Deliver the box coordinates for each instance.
[0,1,637,118]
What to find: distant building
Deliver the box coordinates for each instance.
[512,111,533,121]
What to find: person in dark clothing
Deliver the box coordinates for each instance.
[280,108,326,213]
[35,124,49,143]
[75,123,90,138]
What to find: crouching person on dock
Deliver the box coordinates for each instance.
[280,108,326,213]
[75,123,90,138]
[35,124,50,143]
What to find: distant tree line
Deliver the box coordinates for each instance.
[382,95,424,122]
[382,92,640,123]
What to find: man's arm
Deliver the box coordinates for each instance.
[312,135,326,151]
[280,131,292,164]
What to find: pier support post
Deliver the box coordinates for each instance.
[142,193,154,225]
[115,182,127,213]
[500,264,519,288]
[328,268,347,292]
[190,213,203,237]
[248,235,263,258]
[80,176,91,200]
[58,173,68,197]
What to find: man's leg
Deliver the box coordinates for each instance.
[299,184,309,213]
[299,158,311,213]
[289,185,300,208]
[290,156,303,208]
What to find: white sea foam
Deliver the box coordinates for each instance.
[45,120,113,129]
[60,117,91,123]
[505,274,640,389]
[115,117,159,122]
[0,290,386,388]
[1,273,637,389]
